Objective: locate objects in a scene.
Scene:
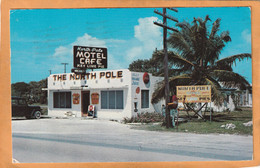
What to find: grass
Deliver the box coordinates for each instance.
[129,107,253,135]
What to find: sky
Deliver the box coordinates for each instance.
[10,7,252,84]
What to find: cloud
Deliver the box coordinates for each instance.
[241,29,251,44]
[72,33,107,47]
[51,33,124,73]
[53,33,107,58]
[53,46,70,57]
[126,46,143,62]
[126,17,162,62]
[51,16,163,73]
[134,17,161,44]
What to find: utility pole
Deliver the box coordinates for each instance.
[61,63,68,73]
[154,8,178,128]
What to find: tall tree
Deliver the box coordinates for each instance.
[11,82,30,97]
[151,15,251,106]
[11,79,47,104]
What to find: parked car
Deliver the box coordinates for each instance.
[12,97,42,119]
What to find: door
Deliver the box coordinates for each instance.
[12,98,19,117]
[81,91,90,117]
[17,99,28,117]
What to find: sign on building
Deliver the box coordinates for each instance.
[73,46,107,69]
[177,85,211,103]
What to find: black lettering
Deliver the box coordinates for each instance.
[111,72,117,78]
[53,75,57,81]
[85,73,90,80]
[62,75,66,80]
[76,74,81,80]
[117,71,123,78]
[57,75,62,81]
[81,74,85,80]
[91,73,96,79]
[70,74,75,80]
[106,72,111,78]
[100,72,105,79]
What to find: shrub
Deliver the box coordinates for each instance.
[123,112,164,124]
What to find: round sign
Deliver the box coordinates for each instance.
[169,95,178,109]
[143,72,150,84]
[88,105,94,111]
[136,87,140,94]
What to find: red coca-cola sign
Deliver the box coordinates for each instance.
[143,72,150,84]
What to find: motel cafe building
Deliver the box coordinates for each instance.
[46,69,164,120]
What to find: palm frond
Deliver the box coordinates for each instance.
[156,68,192,77]
[220,31,231,42]
[210,70,250,90]
[204,77,225,106]
[205,35,227,66]
[216,53,251,67]
[152,50,194,68]
[151,74,192,103]
[168,32,194,59]
[209,18,221,38]
[168,52,195,68]
[176,21,192,32]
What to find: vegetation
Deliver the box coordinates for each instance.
[128,108,252,135]
[123,112,164,124]
[128,51,165,76]
[129,15,251,106]
[151,15,251,106]
[11,79,47,104]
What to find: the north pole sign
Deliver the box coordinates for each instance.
[73,46,107,69]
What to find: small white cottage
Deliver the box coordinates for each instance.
[47,69,163,120]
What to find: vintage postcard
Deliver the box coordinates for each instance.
[1,1,259,168]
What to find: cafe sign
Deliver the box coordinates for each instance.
[176,85,211,103]
[73,46,107,69]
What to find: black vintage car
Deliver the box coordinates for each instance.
[12,97,42,119]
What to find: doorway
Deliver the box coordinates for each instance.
[81,91,90,117]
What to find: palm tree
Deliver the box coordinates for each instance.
[151,15,251,106]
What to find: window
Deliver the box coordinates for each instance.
[18,99,27,105]
[141,90,149,108]
[12,99,18,105]
[53,92,71,108]
[101,90,124,109]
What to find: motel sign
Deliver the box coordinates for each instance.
[73,46,107,69]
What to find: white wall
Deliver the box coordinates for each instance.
[47,69,163,120]
[130,72,163,117]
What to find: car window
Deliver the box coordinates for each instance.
[18,99,27,105]
[12,99,18,105]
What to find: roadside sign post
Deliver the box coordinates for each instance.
[177,85,212,120]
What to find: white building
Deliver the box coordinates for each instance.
[47,69,163,120]
[46,69,252,119]
[210,87,252,112]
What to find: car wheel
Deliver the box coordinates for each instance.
[33,111,41,119]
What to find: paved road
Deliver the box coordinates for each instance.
[12,118,253,163]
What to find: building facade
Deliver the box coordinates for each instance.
[47,69,163,120]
